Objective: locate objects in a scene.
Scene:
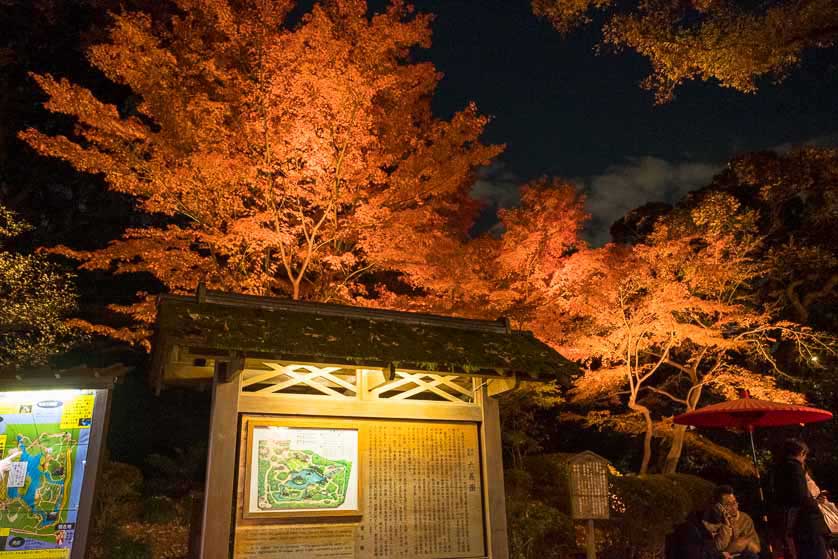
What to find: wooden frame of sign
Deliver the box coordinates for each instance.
[242,416,364,519]
[152,290,579,559]
[195,360,514,559]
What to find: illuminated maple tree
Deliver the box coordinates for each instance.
[556,191,833,473]
[532,0,838,102]
[19,0,501,346]
[382,177,587,321]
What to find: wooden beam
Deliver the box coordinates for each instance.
[168,345,510,381]
[478,384,510,559]
[199,363,241,559]
[237,392,482,422]
[73,388,112,559]
[215,352,245,383]
[487,374,519,398]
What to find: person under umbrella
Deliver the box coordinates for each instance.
[674,390,833,512]
[674,390,833,557]
[710,485,761,559]
[770,438,830,559]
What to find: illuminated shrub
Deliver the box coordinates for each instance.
[506,455,714,558]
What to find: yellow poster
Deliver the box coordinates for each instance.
[59,395,94,429]
[0,435,6,457]
[0,550,69,558]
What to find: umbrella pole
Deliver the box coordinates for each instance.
[747,428,773,555]
[748,429,766,506]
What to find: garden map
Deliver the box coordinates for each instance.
[257,440,351,510]
[0,391,95,557]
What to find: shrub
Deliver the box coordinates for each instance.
[101,534,152,559]
[92,461,144,531]
[88,461,190,558]
[506,454,715,559]
[142,495,181,524]
[506,467,576,559]
[87,461,149,558]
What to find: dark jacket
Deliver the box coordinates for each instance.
[668,511,724,559]
[771,458,829,538]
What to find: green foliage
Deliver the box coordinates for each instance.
[500,383,566,469]
[607,473,714,552]
[93,461,144,529]
[142,495,181,525]
[100,533,152,559]
[143,445,207,497]
[89,461,145,558]
[89,460,192,557]
[0,204,82,369]
[662,472,716,512]
[505,467,576,559]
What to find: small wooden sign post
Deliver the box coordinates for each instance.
[567,451,610,559]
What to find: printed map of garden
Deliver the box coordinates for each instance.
[257,441,351,510]
[0,391,95,557]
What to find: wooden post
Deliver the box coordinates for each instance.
[200,363,241,559]
[478,383,509,559]
[586,519,596,559]
[73,388,112,559]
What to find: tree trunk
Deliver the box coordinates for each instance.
[662,424,687,474]
[662,385,704,474]
[630,400,654,475]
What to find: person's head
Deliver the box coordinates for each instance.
[714,485,738,515]
[783,438,809,462]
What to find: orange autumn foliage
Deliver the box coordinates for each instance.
[378,177,588,322]
[549,192,831,474]
[533,0,838,102]
[20,0,502,345]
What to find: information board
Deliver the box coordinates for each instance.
[0,390,96,557]
[234,417,485,559]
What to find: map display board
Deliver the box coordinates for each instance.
[245,423,359,518]
[0,390,96,558]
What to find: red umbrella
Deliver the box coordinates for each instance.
[674,393,833,430]
[674,390,833,534]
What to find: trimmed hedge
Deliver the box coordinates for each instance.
[506,455,715,559]
[506,467,576,559]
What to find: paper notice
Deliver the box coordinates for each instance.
[8,461,27,488]
[235,525,355,559]
[59,395,94,429]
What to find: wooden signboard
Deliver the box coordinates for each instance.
[568,453,610,520]
[234,416,486,559]
[567,451,610,559]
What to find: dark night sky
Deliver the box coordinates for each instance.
[415,0,838,243]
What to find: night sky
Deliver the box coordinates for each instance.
[416,0,838,243]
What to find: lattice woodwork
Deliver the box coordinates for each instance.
[368,371,474,403]
[240,363,358,398]
[240,363,478,404]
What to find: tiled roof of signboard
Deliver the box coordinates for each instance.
[0,363,131,390]
[152,288,578,386]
